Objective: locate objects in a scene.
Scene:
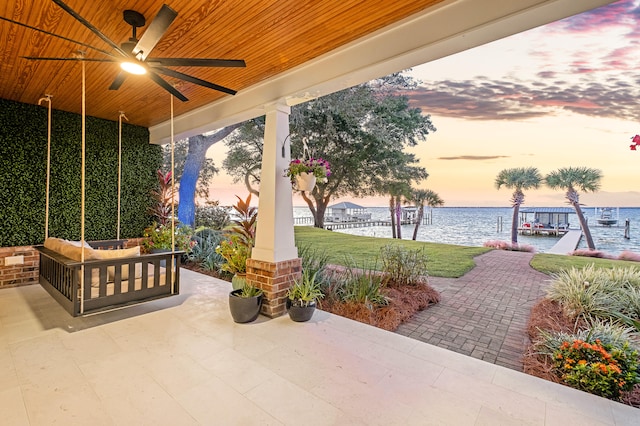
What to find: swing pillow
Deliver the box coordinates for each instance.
[93,246,142,281]
[44,238,98,261]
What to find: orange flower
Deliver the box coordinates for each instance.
[578,360,587,366]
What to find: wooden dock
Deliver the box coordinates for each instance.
[547,230,582,255]
[293,216,419,229]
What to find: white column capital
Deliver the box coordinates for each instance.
[263,101,291,115]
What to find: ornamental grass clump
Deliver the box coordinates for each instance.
[552,338,639,399]
[546,265,621,319]
[380,244,428,286]
[546,265,640,330]
[338,262,389,309]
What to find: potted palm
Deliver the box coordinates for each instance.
[285,157,331,192]
[229,282,263,323]
[286,270,324,322]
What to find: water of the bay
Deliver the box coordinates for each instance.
[293,206,640,256]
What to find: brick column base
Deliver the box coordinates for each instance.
[246,258,302,318]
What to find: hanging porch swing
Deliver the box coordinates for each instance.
[35,61,183,317]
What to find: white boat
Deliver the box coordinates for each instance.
[596,207,618,226]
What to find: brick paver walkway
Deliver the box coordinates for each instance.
[395,250,549,371]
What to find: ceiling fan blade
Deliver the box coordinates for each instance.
[154,67,237,95]
[109,71,128,90]
[147,58,246,67]
[52,0,127,57]
[0,16,115,57]
[133,5,177,61]
[148,71,188,102]
[21,56,116,62]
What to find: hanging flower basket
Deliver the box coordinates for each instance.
[295,172,316,192]
[284,158,331,192]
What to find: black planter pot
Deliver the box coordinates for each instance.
[286,299,316,322]
[229,289,263,323]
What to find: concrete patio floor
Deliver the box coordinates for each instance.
[1,269,637,425]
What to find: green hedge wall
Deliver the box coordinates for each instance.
[0,98,162,247]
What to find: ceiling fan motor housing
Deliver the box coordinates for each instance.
[123,9,145,45]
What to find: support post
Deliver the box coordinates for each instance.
[248,101,301,317]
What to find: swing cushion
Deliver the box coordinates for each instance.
[44,238,101,286]
[93,246,142,281]
[44,238,99,261]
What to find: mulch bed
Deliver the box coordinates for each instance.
[525,298,640,408]
[183,262,441,331]
[319,282,440,331]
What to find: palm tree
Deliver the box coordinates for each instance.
[495,167,543,245]
[381,180,411,239]
[410,189,444,240]
[545,167,602,250]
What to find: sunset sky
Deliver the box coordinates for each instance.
[206,0,640,208]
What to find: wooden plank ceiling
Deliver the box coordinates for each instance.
[0,0,444,128]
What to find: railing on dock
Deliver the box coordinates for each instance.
[293,216,428,229]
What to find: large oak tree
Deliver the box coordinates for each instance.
[224,74,436,227]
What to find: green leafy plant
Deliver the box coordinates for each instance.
[238,282,263,298]
[288,270,324,307]
[142,222,194,252]
[552,338,639,399]
[546,265,640,322]
[216,194,257,275]
[215,235,251,274]
[380,244,429,286]
[187,229,225,271]
[195,204,230,230]
[338,258,388,309]
[297,242,330,282]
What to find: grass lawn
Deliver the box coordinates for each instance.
[294,226,640,278]
[530,253,640,275]
[294,226,489,278]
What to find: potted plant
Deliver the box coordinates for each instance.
[229,282,263,323]
[284,157,331,192]
[215,235,250,289]
[286,270,324,322]
[215,194,257,289]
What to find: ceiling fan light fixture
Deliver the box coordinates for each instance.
[120,61,146,75]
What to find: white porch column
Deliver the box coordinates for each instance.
[251,101,298,262]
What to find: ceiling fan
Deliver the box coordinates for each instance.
[19,0,246,101]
